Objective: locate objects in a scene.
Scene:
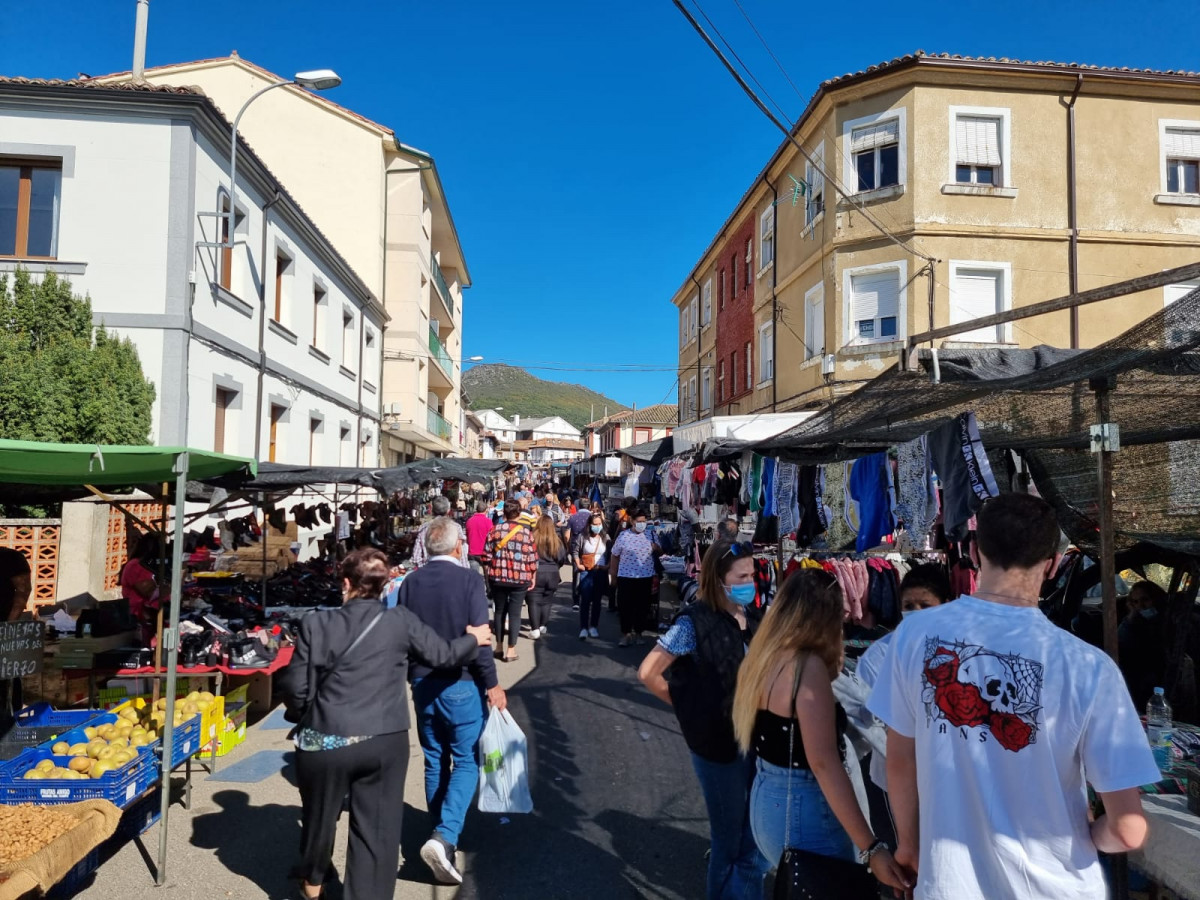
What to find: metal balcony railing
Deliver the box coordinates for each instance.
[431,253,454,317]
[427,406,452,441]
[428,327,454,377]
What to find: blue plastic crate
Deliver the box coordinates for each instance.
[45,788,163,899]
[0,707,112,766]
[0,746,157,808]
[14,703,105,730]
[164,715,201,767]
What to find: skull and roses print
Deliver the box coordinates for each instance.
[868,595,1160,900]
[922,639,1041,751]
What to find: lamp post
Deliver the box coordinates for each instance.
[225,69,341,249]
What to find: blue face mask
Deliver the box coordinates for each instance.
[590,525,603,534]
[727,583,756,606]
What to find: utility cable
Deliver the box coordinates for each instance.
[729,0,808,107]
[687,0,793,125]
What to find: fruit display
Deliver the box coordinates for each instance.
[0,803,79,865]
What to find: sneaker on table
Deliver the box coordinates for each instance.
[420,835,463,885]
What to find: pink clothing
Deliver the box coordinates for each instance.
[121,558,156,618]
[466,513,493,557]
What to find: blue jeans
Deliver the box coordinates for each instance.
[749,758,853,869]
[690,752,768,900]
[412,677,487,846]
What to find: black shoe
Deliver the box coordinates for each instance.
[420,834,463,885]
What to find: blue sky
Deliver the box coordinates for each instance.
[4,0,1194,406]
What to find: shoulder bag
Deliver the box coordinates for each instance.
[285,609,385,734]
[773,656,879,900]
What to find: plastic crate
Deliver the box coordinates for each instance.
[0,745,157,808]
[15,703,104,731]
[194,701,248,759]
[112,695,216,755]
[0,712,122,773]
[46,787,163,899]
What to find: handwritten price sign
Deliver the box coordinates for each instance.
[0,620,44,679]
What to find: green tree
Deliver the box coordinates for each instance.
[0,268,155,444]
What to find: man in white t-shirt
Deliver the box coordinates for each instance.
[868,493,1159,900]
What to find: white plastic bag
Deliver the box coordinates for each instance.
[477,709,533,814]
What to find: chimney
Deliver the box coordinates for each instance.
[513,414,520,428]
[132,0,150,82]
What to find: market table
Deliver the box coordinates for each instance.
[1130,794,1200,900]
[116,646,294,716]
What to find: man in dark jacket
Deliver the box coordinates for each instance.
[399,518,507,886]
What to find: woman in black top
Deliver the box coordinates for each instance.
[731,569,907,894]
[280,548,491,900]
[527,515,567,639]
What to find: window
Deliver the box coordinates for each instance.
[845,262,907,345]
[0,160,61,258]
[745,341,752,388]
[845,112,904,194]
[313,285,327,349]
[1165,281,1200,306]
[953,112,1004,186]
[690,295,700,341]
[635,427,652,444]
[1164,126,1200,194]
[702,279,712,326]
[806,142,825,224]
[705,278,714,324]
[701,367,712,411]
[729,258,736,301]
[339,425,352,466]
[760,208,775,269]
[689,376,698,413]
[718,360,725,401]
[680,306,688,346]
[309,417,321,465]
[804,283,825,360]
[717,268,725,311]
[731,350,739,396]
[219,197,233,291]
[274,250,291,323]
[342,311,355,369]
[949,262,1012,343]
[744,240,752,287]
[214,387,234,454]
[758,322,774,384]
[269,404,286,463]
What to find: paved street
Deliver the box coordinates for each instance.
[75,584,709,899]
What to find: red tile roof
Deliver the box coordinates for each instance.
[588,404,679,429]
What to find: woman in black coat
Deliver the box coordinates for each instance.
[280,548,492,900]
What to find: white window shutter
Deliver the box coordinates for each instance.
[956,116,1002,166]
[851,119,899,152]
[850,272,898,323]
[950,269,1002,342]
[1165,128,1200,159]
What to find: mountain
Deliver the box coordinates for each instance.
[462,364,628,429]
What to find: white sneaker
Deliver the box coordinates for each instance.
[529,628,541,640]
[579,628,588,640]
[420,836,463,885]
[588,627,600,638]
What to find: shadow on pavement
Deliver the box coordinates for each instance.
[191,790,302,898]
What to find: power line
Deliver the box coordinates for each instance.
[668,0,936,267]
[729,0,807,107]
[687,0,792,124]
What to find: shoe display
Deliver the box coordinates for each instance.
[588,627,600,638]
[420,835,463,885]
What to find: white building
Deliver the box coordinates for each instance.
[474,409,517,444]
[515,416,581,443]
[0,77,385,467]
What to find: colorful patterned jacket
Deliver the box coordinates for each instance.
[484,522,538,586]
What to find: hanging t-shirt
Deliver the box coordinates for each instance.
[928,412,999,541]
[848,452,894,552]
[868,595,1159,900]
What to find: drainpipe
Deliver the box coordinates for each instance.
[1065,72,1084,349]
[253,191,285,463]
[690,273,703,424]
[766,175,779,412]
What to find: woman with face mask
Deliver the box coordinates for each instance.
[571,513,609,640]
[638,539,769,900]
[609,508,662,647]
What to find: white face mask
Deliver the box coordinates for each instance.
[633,522,647,534]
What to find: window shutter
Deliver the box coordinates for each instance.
[850,271,899,325]
[761,208,773,237]
[956,116,1002,166]
[1165,128,1200,159]
[950,269,1002,342]
[851,119,899,152]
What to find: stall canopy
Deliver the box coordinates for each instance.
[619,436,675,466]
[0,440,256,487]
[204,462,415,495]
[404,456,510,482]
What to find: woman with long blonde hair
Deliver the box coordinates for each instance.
[526,513,567,640]
[731,569,907,893]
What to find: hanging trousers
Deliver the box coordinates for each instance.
[296,731,409,900]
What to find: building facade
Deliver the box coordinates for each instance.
[515,416,582,442]
[101,55,470,462]
[585,405,678,454]
[673,53,1200,422]
[0,77,385,468]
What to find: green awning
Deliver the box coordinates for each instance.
[0,439,256,486]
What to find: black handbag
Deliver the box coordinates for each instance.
[772,658,880,900]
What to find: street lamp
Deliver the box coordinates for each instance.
[468,355,484,361]
[225,69,341,248]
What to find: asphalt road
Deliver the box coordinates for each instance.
[71,582,710,900]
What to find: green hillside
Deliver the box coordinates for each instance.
[463,364,628,429]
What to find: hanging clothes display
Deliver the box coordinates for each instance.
[822,463,854,550]
[928,411,999,541]
[894,436,939,549]
[761,457,777,517]
[748,454,764,513]
[796,466,826,547]
[848,453,894,552]
[774,461,801,537]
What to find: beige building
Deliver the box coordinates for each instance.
[585,405,679,454]
[673,53,1200,423]
[99,54,470,461]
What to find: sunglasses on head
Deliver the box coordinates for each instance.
[722,542,754,559]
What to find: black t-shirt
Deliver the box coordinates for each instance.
[0,547,31,620]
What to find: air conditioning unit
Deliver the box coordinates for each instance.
[821,354,836,376]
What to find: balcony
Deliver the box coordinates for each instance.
[428,326,455,388]
[431,253,454,319]
[427,406,453,441]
